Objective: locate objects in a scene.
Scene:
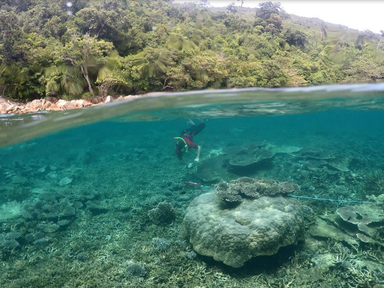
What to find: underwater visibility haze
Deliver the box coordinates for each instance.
[1,84,384,287]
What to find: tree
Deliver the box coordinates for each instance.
[227,2,237,13]
[181,51,228,89]
[131,47,175,79]
[57,34,114,95]
[0,10,22,63]
[44,65,85,97]
[346,55,384,82]
[96,57,128,97]
[284,29,307,48]
[256,2,283,34]
[256,2,282,20]
[74,7,123,38]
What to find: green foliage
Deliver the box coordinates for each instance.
[284,28,307,48]
[44,65,85,96]
[0,0,384,101]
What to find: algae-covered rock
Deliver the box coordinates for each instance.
[182,191,304,268]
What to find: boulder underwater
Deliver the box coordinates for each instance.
[182,177,305,268]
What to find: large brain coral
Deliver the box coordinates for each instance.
[183,182,304,268]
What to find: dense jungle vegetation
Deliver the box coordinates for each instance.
[0,0,384,101]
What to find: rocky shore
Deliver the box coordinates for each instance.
[0,95,138,114]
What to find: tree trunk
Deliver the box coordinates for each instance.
[81,65,94,95]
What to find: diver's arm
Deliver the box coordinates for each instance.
[194,145,201,162]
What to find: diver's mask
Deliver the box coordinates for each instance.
[174,137,188,153]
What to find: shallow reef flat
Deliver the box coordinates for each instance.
[1,115,384,287]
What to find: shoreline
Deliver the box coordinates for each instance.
[0,95,141,114]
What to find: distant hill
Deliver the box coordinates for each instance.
[0,0,383,101]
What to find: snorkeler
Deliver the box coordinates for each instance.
[174,119,205,162]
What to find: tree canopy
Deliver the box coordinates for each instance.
[0,0,383,101]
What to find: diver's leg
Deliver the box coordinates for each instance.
[191,122,205,136]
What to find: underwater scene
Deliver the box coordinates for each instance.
[1,85,384,287]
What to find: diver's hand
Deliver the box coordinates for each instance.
[188,162,194,168]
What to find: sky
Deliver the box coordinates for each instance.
[175,1,384,34]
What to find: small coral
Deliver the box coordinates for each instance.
[216,182,243,203]
[0,237,20,251]
[126,263,146,278]
[152,237,172,251]
[184,250,197,260]
[148,202,176,225]
[278,181,300,194]
[215,177,299,203]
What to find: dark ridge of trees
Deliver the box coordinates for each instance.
[0,0,383,101]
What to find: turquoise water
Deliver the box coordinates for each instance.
[1,84,384,287]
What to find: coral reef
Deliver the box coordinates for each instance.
[216,177,299,203]
[294,147,334,160]
[2,115,384,287]
[226,145,275,172]
[336,204,384,244]
[183,179,305,268]
[196,142,275,182]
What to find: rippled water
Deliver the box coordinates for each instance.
[1,83,384,147]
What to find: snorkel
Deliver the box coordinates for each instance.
[174,137,188,153]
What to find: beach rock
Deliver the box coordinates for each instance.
[105,95,114,103]
[183,186,304,268]
[0,97,9,113]
[25,99,46,111]
[0,95,142,114]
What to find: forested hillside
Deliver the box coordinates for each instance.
[1,0,383,101]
